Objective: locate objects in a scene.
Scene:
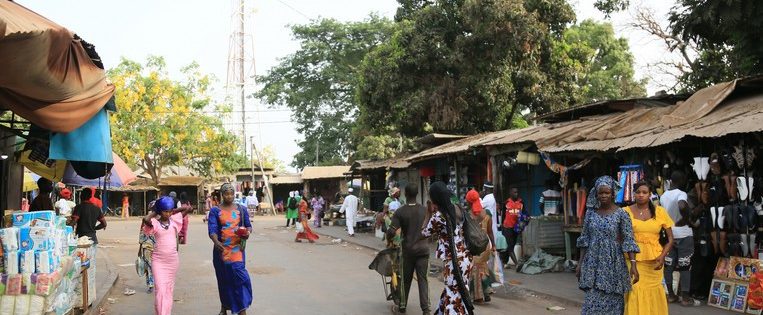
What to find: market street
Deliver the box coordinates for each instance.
[97,216,581,315]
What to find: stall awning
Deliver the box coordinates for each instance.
[270,174,303,185]
[301,166,351,180]
[0,0,115,133]
[352,156,412,172]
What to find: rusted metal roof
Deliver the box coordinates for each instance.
[270,174,303,184]
[301,166,351,180]
[405,76,763,156]
[353,156,412,171]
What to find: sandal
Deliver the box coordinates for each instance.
[667,295,679,303]
[681,297,701,307]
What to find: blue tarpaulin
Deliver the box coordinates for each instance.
[49,108,112,163]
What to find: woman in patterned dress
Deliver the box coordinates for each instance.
[422,182,473,315]
[576,176,640,314]
[208,183,253,315]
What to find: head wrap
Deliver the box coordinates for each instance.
[586,176,620,211]
[429,181,456,221]
[348,188,354,193]
[59,188,72,199]
[221,183,235,194]
[169,191,177,198]
[289,191,295,198]
[483,182,494,189]
[466,189,482,215]
[154,196,175,213]
[390,187,400,197]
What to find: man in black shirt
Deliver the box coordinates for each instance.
[30,178,54,213]
[71,188,107,243]
[386,184,430,314]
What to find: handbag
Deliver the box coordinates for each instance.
[463,212,489,256]
[659,227,668,246]
[238,205,248,251]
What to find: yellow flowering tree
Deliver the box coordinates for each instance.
[109,56,245,185]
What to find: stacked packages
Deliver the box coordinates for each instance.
[0,211,80,315]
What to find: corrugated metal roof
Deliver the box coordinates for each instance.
[270,174,303,184]
[353,156,412,171]
[301,166,351,180]
[403,77,763,158]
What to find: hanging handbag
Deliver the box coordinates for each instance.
[463,212,489,256]
[659,227,669,246]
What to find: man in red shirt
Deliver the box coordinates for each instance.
[501,186,527,269]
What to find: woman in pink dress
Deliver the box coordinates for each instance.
[142,196,193,315]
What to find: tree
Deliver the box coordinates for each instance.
[356,0,578,141]
[255,145,287,173]
[553,19,647,103]
[109,56,246,185]
[255,15,396,169]
[598,0,763,92]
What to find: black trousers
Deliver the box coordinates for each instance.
[401,254,430,312]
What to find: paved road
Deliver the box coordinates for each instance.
[97,216,580,315]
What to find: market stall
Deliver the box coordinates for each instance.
[0,210,94,314]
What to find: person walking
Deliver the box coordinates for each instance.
[311,192,325,228]
[624,180,674,315]
[576,176,640,315]
[177,192,192,244]
[54,188,76,217]
[422,182,473,315]
[386,184,431,314]
[466,189,495,303]
[295,192,319,243]
[70,188,107,243]
[208,183,253,315]
[340,188,360,237]
[122,193,131,218]
[660,170,701,306]
[501,186,528,269]
[141,196,193,315]
[285,191,298,228]
[245,191,259,216]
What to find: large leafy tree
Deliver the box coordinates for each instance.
[553,19,647,103]
[255,15,396,169]
[356,0,578,139]
[597,0,763,92]
[109,56,245,185]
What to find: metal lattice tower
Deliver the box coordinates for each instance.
[225,0,258,156]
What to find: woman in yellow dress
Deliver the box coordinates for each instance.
[624,180,675,315]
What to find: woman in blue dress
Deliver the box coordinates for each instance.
[576,176,640,314]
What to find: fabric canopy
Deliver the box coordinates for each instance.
[61,153,136,187]
[0,0,115,133]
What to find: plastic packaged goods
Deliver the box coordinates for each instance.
[19,251,35,274]
[0,228,19,252]
[19,227,53,252]
[28,295,44,315]
[14,294,30,315]
[0,295,14,315]
[11,211,55,228]
[5,275,21,295]
[33,274,52,296]
[3,251,18,275]
[35,250,56,274]
[20,274,35,295]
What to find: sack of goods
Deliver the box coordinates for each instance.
[0,210,84,315]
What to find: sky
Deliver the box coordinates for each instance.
[20,0,679,172]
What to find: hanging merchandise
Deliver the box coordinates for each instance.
[616,165,643,204]
[539,152,592,188]
[692,157,711,181]
[734,143,756,170]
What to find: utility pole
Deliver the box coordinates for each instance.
[251,136,274,215]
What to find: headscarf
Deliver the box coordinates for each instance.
[169,191,177,199]
[586,175,620,211]
[221,183,235,195]
[59,188,72,199]
[289,191,295,198]
[154,196,175,213]
[465,189,482,215]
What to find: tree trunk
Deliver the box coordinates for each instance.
[507,102,519,129]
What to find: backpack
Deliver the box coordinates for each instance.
[287,197,297,209]
[463,212,489,256]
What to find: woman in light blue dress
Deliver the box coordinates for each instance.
[576,176,640,314]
